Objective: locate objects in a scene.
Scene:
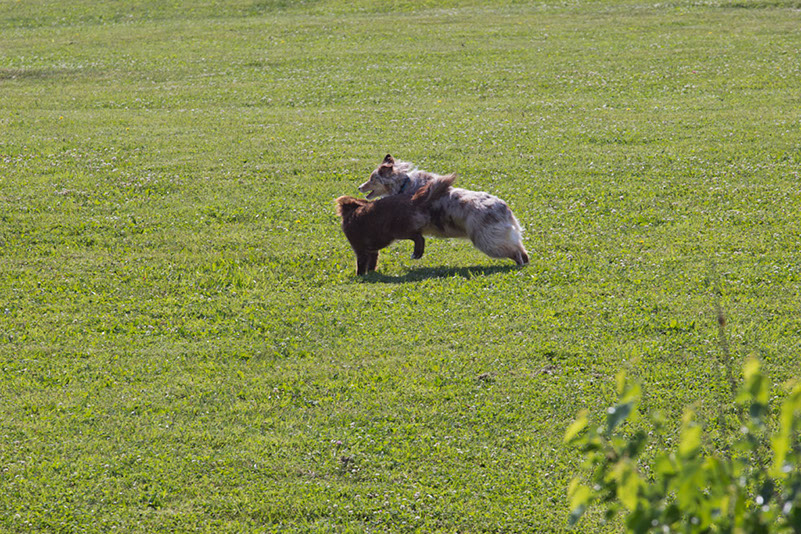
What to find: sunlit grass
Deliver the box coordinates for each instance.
[1,0,800,531]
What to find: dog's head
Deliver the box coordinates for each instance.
[358,154,404,199]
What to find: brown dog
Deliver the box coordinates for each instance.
[336,174,455,275]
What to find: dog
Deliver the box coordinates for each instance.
[358,155,529,265]
[336,173,456,275]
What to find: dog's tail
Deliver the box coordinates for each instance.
[411,173,456,207]
[336,196,368,218]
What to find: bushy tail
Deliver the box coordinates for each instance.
[411,173,456,207]
[336,195,369,218]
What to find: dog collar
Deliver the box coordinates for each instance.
[398,177,411,194]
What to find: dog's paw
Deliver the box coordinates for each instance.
[411,253,423,260]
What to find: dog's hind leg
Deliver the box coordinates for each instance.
[367,252,379,272]
[470,223,529,265]
[411,234,425,259]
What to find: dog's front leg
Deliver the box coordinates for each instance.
[367,252,379,272]
[411,234,425,259]
[356,251,371,275]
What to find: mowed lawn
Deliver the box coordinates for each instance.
[1,0,800,531]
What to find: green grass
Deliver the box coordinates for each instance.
[2,0,800,531]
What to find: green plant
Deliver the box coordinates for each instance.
[565,360,801,532]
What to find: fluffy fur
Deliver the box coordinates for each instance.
[337,173,456,275]
[358,154,529,265]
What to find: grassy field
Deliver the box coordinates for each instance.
[2,0,800,531]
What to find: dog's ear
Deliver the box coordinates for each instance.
[378,163,393,176]
[383,154,394,165]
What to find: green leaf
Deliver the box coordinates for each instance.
[743,358,761,385]
[616,462,641,511]
[606,402,633,433]
[615,371,641,404]
[677,463,704,509]
[749,402,768,424]
[568,504,587,527]
[564,410,589,444]
[568,478,593,512]
[790,383,801,410]
[621,382,641,406]
[704,456,732,488]
[740,357,769,405]
[616,370,628,396]
[772,434,790,477]
[624,430,648,459]
[781,385,801,435]
[655,454,677,477]
[780,398,795,434]
[679,423,702,458]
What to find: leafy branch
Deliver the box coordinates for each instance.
[565,361,801,533]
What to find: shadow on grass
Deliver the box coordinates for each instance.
[361,264,520,283]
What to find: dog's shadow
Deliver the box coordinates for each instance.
[361,264,520,284]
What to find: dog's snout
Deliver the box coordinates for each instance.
[358,181,370,193]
